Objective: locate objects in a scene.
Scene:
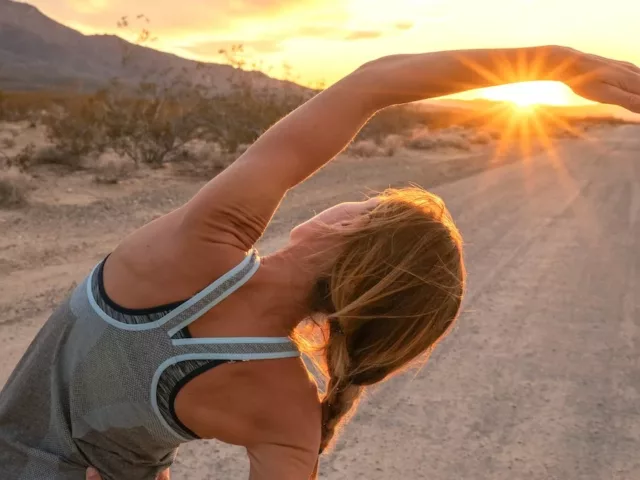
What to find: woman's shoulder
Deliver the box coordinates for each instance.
[175,356,321,446]
[104,207,250,310]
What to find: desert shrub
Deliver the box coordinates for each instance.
[1,137,16,149]
[42,96,107,164]
[406,130,437,150]
[358,105,436,142]
[0,169,30,208]
[348,139,384,157]
[93,52,306,166]
[94,157,133,185]
[3,143,36,171]
[203,52,309,154]
[380,134,405,156]
[95,79,210,167]
[577,115,629,129]
[435,132,472,150]
[174,151,236,177]
[0,90,85,123]
[210,152,237,171]
[5,127,20,138]
[236,143,252,155]
[469,131,493,145]
[407,130,471,151]
[31,145,86,170]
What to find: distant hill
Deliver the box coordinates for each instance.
[0,0,303,92]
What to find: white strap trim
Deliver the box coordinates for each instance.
[150,351,301,441]
[172,336,294,346]
[86,250,257,332]
[166,258,261,337]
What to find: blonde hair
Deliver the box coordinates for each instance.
[300,187,466,454]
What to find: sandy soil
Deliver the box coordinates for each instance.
[1,124,640,479]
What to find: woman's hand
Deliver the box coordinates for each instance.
[559,48,640,113]
[347,46,640,113]
[86,467,170,480]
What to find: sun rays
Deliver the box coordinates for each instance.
[438,47,624,245]
[451,47,613,175]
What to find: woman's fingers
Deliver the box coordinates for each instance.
[564,51,640,112]
[158,469,171,480]
[616,60,640,76]
[616,71,640,97]
[573,82,640,114]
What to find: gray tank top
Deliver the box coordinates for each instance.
[0,249,300,479]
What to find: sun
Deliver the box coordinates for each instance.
[481,81,574,108]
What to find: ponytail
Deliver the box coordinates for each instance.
[319,320,363,453]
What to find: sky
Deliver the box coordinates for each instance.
[24,0,640,106]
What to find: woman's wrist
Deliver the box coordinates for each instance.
[441,45,567,87]
[341,45,570,110]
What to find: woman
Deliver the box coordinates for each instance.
[1,45,638,480]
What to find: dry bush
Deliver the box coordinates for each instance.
[357,104,455,142]
[435,132,472,150]
[445,125,467,135]
[576,115,630,129]
[0,90,88,123]
[174,152,236,177]
[96,79,210,167]
[94,157,134,185]
[406,130,437,150]
[0,126,21,138]
[1,36,309,174]
[3,143,36,171]
[1,143,85,172]
[1,137,16,149]
[380,134,405,156]
[348,139,384,157]
[469,131,493,145]
[407,130,471,151]
[42,97,107,165]
[488,130,502,140]
[211,153,237,171]
[171,140,235,177]
[0,169,31,208]
[236,143,252,155]
[31,145,86,170]
[553,126,583,139]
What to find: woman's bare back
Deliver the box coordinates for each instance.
[102,207,322,476]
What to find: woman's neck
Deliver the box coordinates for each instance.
[251,242,326,334]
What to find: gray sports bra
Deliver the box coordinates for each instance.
[0,248,300,480]
[91,254,229,440]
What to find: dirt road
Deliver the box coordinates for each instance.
[1,125,639,479]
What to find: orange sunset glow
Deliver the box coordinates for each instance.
[3,0,640,478]
[21,0,640,108]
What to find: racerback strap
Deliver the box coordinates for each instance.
[159,249,261,337]
[149,249,299,441]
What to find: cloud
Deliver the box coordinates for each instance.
[395,22,414,31]
[343,30,384,41]
[183,24,389,59]
[295,25,343,38]
[294,25,383,41]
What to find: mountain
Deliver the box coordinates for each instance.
[0,0,302,92]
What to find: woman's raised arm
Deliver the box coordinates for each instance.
[182,46,640,250]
